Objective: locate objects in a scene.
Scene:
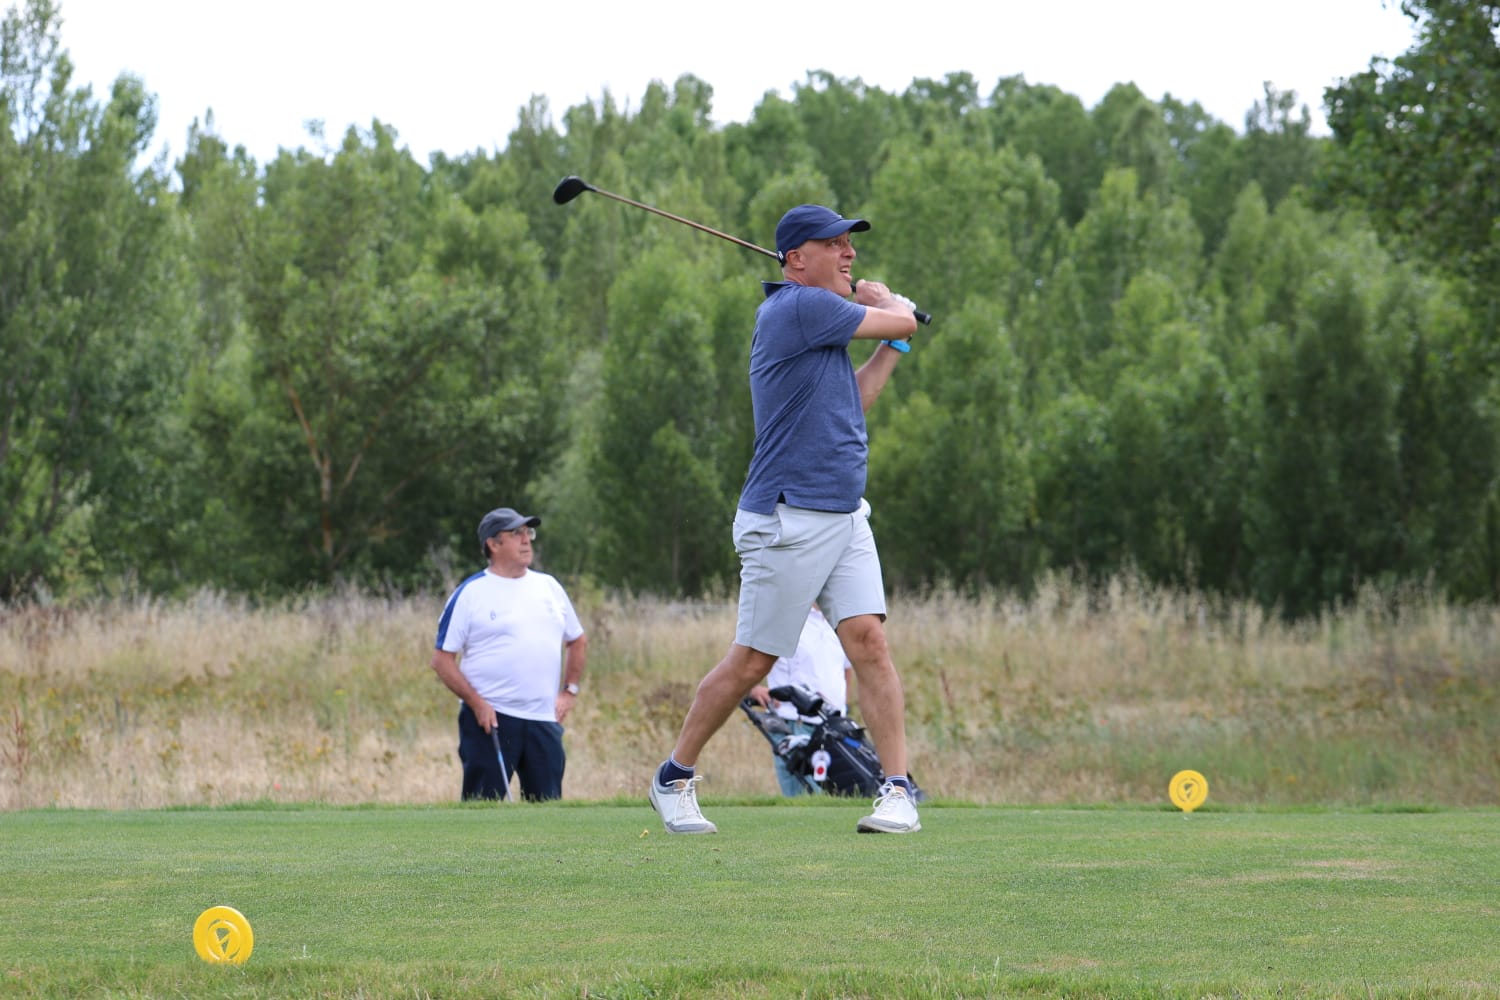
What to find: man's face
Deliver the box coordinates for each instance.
[488,526,534,567]
[788,232,856,294]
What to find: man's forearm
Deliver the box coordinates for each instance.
[854,345,903,412]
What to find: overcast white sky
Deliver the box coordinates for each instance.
[54,0,1419,167]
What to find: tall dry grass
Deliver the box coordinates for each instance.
[2,575,1496,810]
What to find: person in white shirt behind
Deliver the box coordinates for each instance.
[431,506,587,801]
[748,604,854,796]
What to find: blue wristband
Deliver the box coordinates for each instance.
[881,339,911,353]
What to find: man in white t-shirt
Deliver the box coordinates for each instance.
[431,506,587,801]
[749,605,854,796]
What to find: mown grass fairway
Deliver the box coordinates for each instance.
[1,803,1495,998]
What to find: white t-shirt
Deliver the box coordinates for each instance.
[766,606,850,720]
[435,568,584,722]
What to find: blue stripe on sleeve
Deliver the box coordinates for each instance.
[434,571,486,649]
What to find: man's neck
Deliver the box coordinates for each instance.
[487,561,527,580]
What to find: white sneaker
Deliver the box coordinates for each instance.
[857,781,921,833]
[649,774,718,834]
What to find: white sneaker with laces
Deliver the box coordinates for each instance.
[649,774,718,834]
[857,781,921,833]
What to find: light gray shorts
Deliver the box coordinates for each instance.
[733,498,887,658]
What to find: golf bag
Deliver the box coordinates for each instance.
[740,684,917,799]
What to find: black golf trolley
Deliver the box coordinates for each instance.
[739,684,923,799]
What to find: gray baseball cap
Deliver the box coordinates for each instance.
[477,507,540,545]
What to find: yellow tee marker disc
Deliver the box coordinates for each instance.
[1169,769,1209,812]
[193,905,254,964]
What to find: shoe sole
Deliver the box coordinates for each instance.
[856,819,922,833]
[649,785,718,834]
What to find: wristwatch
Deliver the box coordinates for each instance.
[563,683,580,695]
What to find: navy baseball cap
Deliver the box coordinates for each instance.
[774,205,870,257]
[477,507,540,545]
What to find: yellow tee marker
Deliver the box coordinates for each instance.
[1169,769,1209,812]
[193,905,254,965]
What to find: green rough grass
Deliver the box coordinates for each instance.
[2,803,1496,998]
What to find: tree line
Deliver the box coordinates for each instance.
[4,0,1497,618]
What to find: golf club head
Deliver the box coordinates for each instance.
[769,684,825,718]
[552,175,593,205]
[775,734,811,755]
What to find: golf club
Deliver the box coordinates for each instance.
[490,728,514,802]
[553,175,932,325]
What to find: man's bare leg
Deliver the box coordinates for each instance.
[838,613,920,832]
[650,643,778,834]
[835,614,908,778]
[671,643,778,766]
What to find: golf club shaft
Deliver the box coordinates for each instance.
[490,728,513,802]
[579,185,778,261]
[554,176,932,324]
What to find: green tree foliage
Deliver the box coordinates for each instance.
[1242,217,1406,616]
[901,72,993,149]
[1324,1,1500,321]
[1384,272,1500,599]
[1238,204,1497,616]
[723,93,816,215]
[1240,84,1321,212]
[791,71,909,210]
[587,247,734,594]
[1043,168,1203,368]
[9,2,1499,617]
[985,76,1098,226]
[1027,265,1234,588]
[550,150,633,348]
[867,299,1034,589]
[865,135,1063,324]
[489,96,571,276]
[1094,84,1176,200]
[189,124,560,589]
[0,0,188,598]
[1161,98,1246,254]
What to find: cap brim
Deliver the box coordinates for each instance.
[809,218,870,240]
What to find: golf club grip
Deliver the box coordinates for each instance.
[852,281,932,325]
